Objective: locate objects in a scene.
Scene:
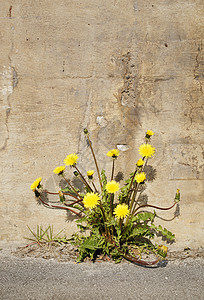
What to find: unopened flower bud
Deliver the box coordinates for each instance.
[58,191,63,197]
[84,128,89,135]
[73,171,79,177]
[58,190,65,203]
[175,189,180,203]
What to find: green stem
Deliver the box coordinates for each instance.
[129,183,139,213]
[62,175,83,200]
[119,218,123,232]
[86,134,103,191]
[124,184,139,227]
[109,193,114,217]
[111,158,115,181]
[125,168,137,204]
[74,165,93,192]
[99,202,108,237]
[131,183,143,214]
[92,181,98,193]
[125,158,149,222]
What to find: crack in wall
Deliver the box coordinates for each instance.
[184,41,204,132]
[0,69,12,151]
[185,92,204,131]
[118,52,140,108]
[194,40,203,95]
[12,67,18,88]
[185,93,194,131]
[77,91,92,164]
[0,41,18,151]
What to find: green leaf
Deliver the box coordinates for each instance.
[61,187,73,193]
[81,237,102,250]
[128,226,149,239]
[151,224,175,241]
[133,212,156,223]
[105,218,117,227]
[101,169,107,185]
[71,205,84,212]
[59,195,65,203]
[101,169,108,198]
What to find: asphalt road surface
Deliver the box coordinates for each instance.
[0,250,203,300]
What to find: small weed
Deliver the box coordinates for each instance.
[24,225,67,245]
[30,129,180,265]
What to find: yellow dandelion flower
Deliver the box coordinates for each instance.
[64,153,78,166]
[114,204,130,219]
[139,143,155,158]
[136,159,144,167]
[146,130,154,137]
[87,170,95,177]
[158,245,168,254]
[106,149,120,158]
[135,172,146,183]
[30,177,42,191]
[83,192,100,209]
[53,166,66,174]
[106,180,120,194]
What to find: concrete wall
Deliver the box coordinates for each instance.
[0,0,203,249]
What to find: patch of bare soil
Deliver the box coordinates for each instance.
[12,242,79,262]
[168,247,204,261]
[12,242,204,263]
[11,242,113,263]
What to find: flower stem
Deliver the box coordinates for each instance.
[125,168,137,204]
[62,175,83,199]
[86,134,103,191]
[74,165,93,192]
[111,158,115,181]
[110,193,114,217]
[64,197,83,205]
[133,202,177,215]
[129,183,139,213]
[92,182,98,193]
[126,157,149,215]
[45,190,80,201]
[38,197,81,216]
[119,218,123,231]
[99,202,108,237]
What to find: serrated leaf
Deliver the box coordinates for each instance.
[134,212,155,223]
[151,224,175,241]
[61,187,73,193]
[82,237,102,250]
[101,169,107,185]
[71,205,84,212]
[128,226,149,239]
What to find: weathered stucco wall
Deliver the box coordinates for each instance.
[0,0,203,249]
